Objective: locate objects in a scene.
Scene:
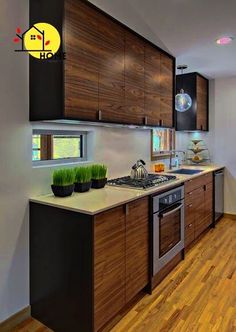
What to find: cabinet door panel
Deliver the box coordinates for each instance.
[125,83,145,124]
[65,0,99,120]
[98,15,125,123]
[205,182,213,226]
[160,54,174,127]
[194,187,206,238]
[144,44,161,125]
[197,75,208,130]
[125,197,149,303]
[145,92,160,125]
[125,32,145,124]
[94,206,126,331]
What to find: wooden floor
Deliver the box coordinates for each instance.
[14,217,236,332]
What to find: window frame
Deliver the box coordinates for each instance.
[151,128,175,161]
[32,129,87,166]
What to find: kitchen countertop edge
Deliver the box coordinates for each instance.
[29,165,224,216]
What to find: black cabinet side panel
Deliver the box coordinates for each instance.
[175,73,197,131]
[30,203,94,332]
[29,0,64,121]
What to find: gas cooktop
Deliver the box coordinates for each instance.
[107,174,176,190]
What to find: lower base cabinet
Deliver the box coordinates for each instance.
[94,197,149,331]
[94,206,126,331]
[185,173,213,247]
[30,197,149,332]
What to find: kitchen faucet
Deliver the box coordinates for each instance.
[167,150,186,170]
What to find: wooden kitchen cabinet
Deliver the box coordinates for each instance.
[144,44,161,125]
[94,197,149,331]
[176,72,209,131]
[94,206,126,331]
[64,0,100,121]
[98,15,125,124]
[30,0,175,127]
[144,45,174,127]
[185,172,213,247]
[125,197,149,303]
[30,196,149,332]
[124,31,145,125]
[197,75,208,130]
[160,54,174,128]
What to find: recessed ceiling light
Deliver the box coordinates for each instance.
[216,36,234,45]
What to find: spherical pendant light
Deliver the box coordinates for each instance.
[175,65,192,112]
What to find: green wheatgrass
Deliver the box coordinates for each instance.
[74,166,92,183]
[52,168,75,186]
[91,164,107,180]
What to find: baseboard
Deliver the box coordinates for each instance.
[0,306,31,332]
[224,213,236,220]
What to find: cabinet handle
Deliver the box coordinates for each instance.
[159,119,163,127]
[98,110,102,121]
[188,191,193,195]
[143,116,148,125]
[188,204,193,208]
[125,204,129,216]
[204,185,206,191]
[188,223,193,227]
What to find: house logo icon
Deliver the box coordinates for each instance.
[14,23,61,59]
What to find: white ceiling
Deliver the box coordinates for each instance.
[91,0,236,79]
[127,0,236,78]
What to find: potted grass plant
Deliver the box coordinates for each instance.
[91,164,108,189]
[51,168,75,197]
[74,166,92,193]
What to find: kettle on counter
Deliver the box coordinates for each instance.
[130,159,149,179]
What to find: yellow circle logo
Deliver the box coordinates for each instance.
[24,23,61,59]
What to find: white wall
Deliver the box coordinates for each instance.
[210,78,236,214]
[0,0,30,322]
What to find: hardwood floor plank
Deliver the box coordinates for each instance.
[13,217,236,332]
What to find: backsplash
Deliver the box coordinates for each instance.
[31,123,189,195]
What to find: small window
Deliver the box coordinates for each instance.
[151,128,175,160]
[32,130,87,165]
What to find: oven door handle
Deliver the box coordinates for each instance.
[159,203,183,218]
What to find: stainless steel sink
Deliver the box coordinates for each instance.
[168,168,204,175]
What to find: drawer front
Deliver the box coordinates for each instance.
[202,172,213,185]
[185,172,213,193]
[185,186,203,206]
[185,202,195,227]
[185,176,203,193]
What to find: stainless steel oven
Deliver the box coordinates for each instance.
[152,185,185,276]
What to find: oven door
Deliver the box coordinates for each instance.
[153,202,184,276]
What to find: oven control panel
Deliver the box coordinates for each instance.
[160,190,182,206]
[152,186,184,213]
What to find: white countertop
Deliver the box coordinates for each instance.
[30,164,224,215]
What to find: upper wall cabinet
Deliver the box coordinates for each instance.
[30,0,175,128]
[175,73,209,131]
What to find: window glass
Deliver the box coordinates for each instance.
[151,128,175,160]
[32,130,87,165]
[32,135,41,161]
[53,136,81,159]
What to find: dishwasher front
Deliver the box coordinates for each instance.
[214,169,224,224]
